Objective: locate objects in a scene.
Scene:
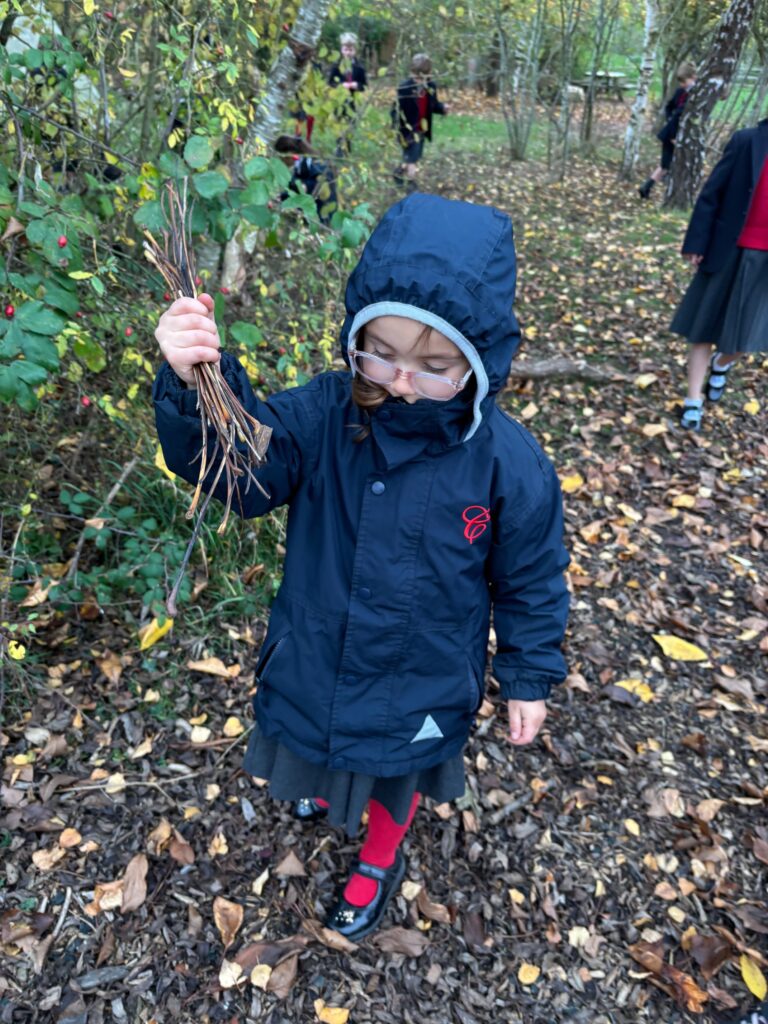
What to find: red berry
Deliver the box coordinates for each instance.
[278,346,286,355]
[57,235,68,248]
[104,10,114,18]
[125,326,133,337]
[4,304,14,318]
[194,275,202,286]
[235,137,244,145]
[219,286,230,295]
[75,311,84,319]
[163,292,171,301]
[81,396,91,407]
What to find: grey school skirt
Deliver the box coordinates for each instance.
[671,246,768,353]
[244,722,466,836]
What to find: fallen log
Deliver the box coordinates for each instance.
[508,356,625,382]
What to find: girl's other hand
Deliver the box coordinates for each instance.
[155,293,220,387]
[507,699,547,745]
[683,253,704,266]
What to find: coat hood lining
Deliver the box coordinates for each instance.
[347,301,489,442]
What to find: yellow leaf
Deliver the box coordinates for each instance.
[223,716,244,737]
[68,271,93,280]
[743,399,760,415]
[624,818,641,836]
[634,373,658,389]
[84,0,95,14]
[104,150,119,165]
[189,713,208,725]
[138,616,173,650]
[118,67,137,78]
[129,736,153,759]
[642,423,667,437]
[187,656,240,678]
[208,831,229,857]
[190,725,212,744]
[672,494,696,508]
[105,772,126,794]
[183,806,201,820]
[518,963,540,986]
[652,634,708,662]
[251,964,272,990]
[520,401,538,420]
[8,640,26,660]
[205,784,221,801]
[560,472,584,493]
[59,828,82,848]
[155,445,176,482]
[741,955,767,999]
[219,959,244,989]
[252,867,269,896]
[615,678,655,703]
[313,1000,350,1024]
[508,888,526,905]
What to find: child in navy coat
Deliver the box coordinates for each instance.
[639,62,696,199]
[392,53,449,187]
[153,194,569,940]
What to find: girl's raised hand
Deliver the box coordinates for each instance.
[507,699,547,746]
[155,293,220,387]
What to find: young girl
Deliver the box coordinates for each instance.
[154,193,570,941]
[672,117,768,430]
[638,61,697,200]
[392,54,449,188]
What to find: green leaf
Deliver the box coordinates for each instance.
[44,279,80,316]
[183,135,214,170]
[20,333,59,371]
[13,361,48,386]
[0,320,24,359]
[158,150,187,179]
[230,321,263,348]
[244,156,269,180]
[193,170,229,199]
[241,205,272,228]
[15,301,66,335]
[0,365,18,402]
[241,181,270,206]
[73,334,106,372]
[133,200,167,233]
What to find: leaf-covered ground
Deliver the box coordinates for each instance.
[2,97,767,1024]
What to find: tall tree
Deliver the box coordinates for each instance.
[222,0,334,289]
[665,0,759,208]
[620,0,661,179]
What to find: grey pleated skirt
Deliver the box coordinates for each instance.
[671,246,768,353]
[244,722,466,836]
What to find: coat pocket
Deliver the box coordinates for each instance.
[466,657,483,714]
[255,626,292,684]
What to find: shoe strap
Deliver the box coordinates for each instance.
[354,858,391,882]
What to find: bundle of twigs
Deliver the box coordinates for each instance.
[143,179,272,615]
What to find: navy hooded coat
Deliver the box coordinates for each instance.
[154,194,570,778]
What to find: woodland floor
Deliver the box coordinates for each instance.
[1,97,767,1024]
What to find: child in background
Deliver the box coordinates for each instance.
[671,117,768,430]
[273,134,338,225]
[392,53,449,188]
[153,193,569,941]
[328,32,367,154]
[639,61,696,199]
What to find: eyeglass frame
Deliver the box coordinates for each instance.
[349,344,473,400]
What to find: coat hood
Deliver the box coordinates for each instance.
[339,193,520,441]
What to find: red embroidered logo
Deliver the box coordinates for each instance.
[462,505,490,545]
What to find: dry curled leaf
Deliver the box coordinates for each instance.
[121,854,148,913]
[275,850,306,877]
[213,896,244,950]
[372,926,429,957]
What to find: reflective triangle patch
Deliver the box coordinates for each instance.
[410,714,444,743]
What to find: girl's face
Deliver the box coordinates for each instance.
[360,316,471,404]
[341,42,356,59]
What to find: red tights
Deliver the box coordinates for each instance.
[313,794,420,906]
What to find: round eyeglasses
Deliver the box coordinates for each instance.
[350,349,472,401]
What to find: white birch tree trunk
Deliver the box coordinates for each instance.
[620,0,660,179]
[221,0,333,290]
[666,0,758,208]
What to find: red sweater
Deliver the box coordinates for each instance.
[737,157,768,250]
[416,92,429,130]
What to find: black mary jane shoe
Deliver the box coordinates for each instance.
[292,798,328,822]
[325,850,406,941]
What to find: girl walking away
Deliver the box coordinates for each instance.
[671,117,768,430]
[392,54,449,188]
[639,62,696,199]
[153,194,570,941]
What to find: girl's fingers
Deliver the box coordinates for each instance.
[508,704,522,742]
[162,314,219,336]
[169,347,221,371]
[168,297,210,317]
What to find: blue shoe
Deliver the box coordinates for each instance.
[725,1001,768,1024]
[680,399,703,431]
[706,354,733,402]
[325,850,406,941]
[292,798,328,822]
